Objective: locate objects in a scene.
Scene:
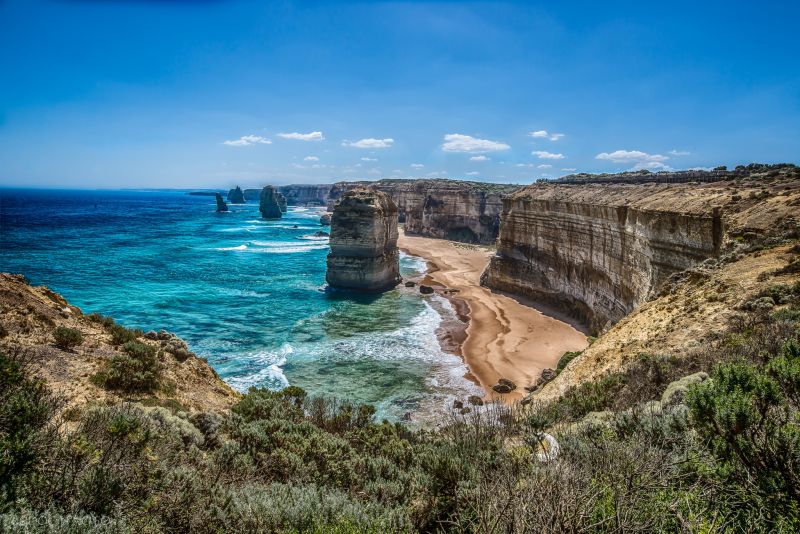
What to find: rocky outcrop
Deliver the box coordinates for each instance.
[482,168,800,334]
[259,186,283,219]
[227,186,246,204]
[215,193,229,213]
[320,213,331,226]
[276,192,288,213]
[277,184,332,206]
[326,188,401,291]
[328,180,521,244]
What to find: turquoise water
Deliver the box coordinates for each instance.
[0,189,479,420]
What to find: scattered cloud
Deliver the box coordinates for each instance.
[344,138,394,149]
[669,149,691,156]
[466,171,480,176]
[278,131,324,141]
[595,149,670,170]
[529,130,565,141]
[304,156,319,161]
[223,135,272,147]
[516,163,534,168]
[441,133,510,153]
[532,150,565,160]
[561,167,577,172]
[469,155,489,161]
[426,171,448,177]
[360,157,378,162]
[410,163,425,169]
[537,164,552,169]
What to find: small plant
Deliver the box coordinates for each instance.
[86,313,116,329]
[557,351,582,373]
[94,340,161,393]
[109,324,141,346]
[52,327,83,350]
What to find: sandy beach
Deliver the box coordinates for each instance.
[398,230,589,402]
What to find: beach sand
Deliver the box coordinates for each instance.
[398,230,589,402]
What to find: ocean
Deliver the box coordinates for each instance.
[0,189,480,421]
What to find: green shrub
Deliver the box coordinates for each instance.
[557,350,582,373]
[95,341,161,393]
[52,327,83,350]
[108,324,141,346]
[85,313,115,329]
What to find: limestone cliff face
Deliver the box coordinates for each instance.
[482,184,727,333]
[215,193,229,213]
[276,192,288,213]
[326,188,401,291]
[277,184,332,206]
[227,186,246,204]
[329,180,520,244]
[259,186,283,219]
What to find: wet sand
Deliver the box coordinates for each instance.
[398,230,589,402]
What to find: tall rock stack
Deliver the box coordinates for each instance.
[259,186,283,219]
[276,192,288,213]
[227,186,246,204]
[326,188,401,291]
[215,193,229,212]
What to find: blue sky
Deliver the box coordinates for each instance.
[1,0,798,188]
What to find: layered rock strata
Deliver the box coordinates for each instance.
[227,186,246,204]
[277,184,332,206]
[276,192,288,213]
[328,179,521,244]
[482,183,728,333]
[326,188,401,291]
[259,186,283,219]
[215,193,229,213]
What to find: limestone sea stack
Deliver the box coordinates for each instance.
[215,193,229,212]
[259,186,283,219]
[227,186,246,204]
[276,192,288,213]
[326,188,401,291]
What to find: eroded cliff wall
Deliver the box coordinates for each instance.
[329,179,521,244]
[482,184,729,333]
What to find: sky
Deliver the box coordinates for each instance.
[1,0,798,189]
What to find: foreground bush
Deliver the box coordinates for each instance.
[52,327,82,350]
[93,341,161,393]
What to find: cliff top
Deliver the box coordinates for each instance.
[551,163,798,185]
[511,170,800,235]
[336,178,522,194]
[0,273,238,413]
[335,187,397,213]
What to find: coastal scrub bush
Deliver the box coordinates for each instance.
[108,324,141,346]
[556,350,581,373]
[95,341,161,393]
[52,326,82,350]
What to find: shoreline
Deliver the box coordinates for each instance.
[398,229,589,402]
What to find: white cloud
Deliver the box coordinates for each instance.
[537,164,552,169]
[561,167,577,172]
[441,133,510,153]
[344,138,394,149]
[277,131,325,141]
[469,155,489,161]
[595,150,670,170]
[426,171,448,177]
[223,135,272,147]
[516,163,534,168]
[532,150,565,160]
[465,171,480,176]
[410,163,425,169]
[304,156,319,161]
[669,149,690,156]
[360,157,378,162]
[529,130,564,141]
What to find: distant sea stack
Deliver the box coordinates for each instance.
[215,193,229,212]
[276,192,288,213]
[227,186,246,204]
[326,188,401,291]
[259,186,283,219]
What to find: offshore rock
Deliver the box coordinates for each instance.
[326,188,401,291]
[320,213,332,226]
[215,193,229,213]
[259,186,283,219]
[276,192,288,213]
[227,186,246,204]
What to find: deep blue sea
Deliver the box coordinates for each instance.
[0,189,479,420]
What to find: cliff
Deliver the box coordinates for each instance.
[329,179,521,244]
[483,166,800,334]
[277,184,332,206]
[227,186,246,204]
[215,193,229,212]
[326,188,401,291]
[276,192,288,213]
[259,186,283,219]
[0,273,238,413]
